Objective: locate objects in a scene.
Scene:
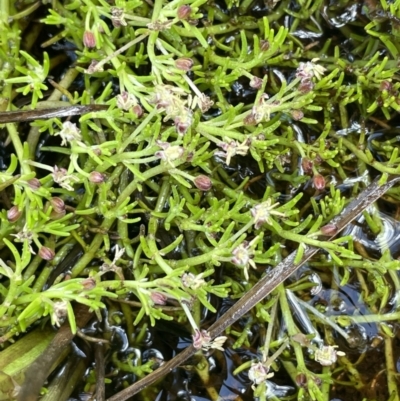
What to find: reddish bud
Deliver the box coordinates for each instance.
[83,31,96,48]
[243,113,257,126]
[150,292,167,305]
[295,373,307,388]
[39,246,55,261]
[89,171,105,184]
[380,80,392,92]
[177,5,192,19]
[298,80,314,94]
[249,76,263,89]
[132,104,143,117]
[7,206,22,223]
[194,175,212,191]
[301,158,313,174]
[27,178,41,190]
[291,109,304,121]
[175,57,193,71]
[81,277,96,290]
[50,197,65,214]
[174,112,193,135]
[320,223,338,236]
[313,174,326,190]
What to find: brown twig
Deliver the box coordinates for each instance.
[0,104,108,123]
[106,174,400,401]
[95,343,106,401]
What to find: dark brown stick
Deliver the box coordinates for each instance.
[107,174,400,401]
[95,343,106,401]
[0,105,108,123]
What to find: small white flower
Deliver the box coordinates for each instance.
[248,361,274,385]
[155,141,184,167]
[192,329,227,352]
[231,238,258,280]
[250,198,286,229]
[116,91,138,111]
[52,166,80,191]
[11,224,35,254]
[56,121,82,146]
[296,58,326,82]
[181,272,206,290]
[315,345,345,366]
[215,137,250,166]
[100,245,125,280]
[111,7,127,27]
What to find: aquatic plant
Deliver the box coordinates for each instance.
[1,0,400,400]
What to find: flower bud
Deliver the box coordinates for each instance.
[174,111,193,135]
[194,175,212,191]
[291,109,304,121]
[249,76,263,89]
[89,171,105,184]
[320,223,338,236]
[260,40,270,51]
[380,80,392,92]
[243,112,257,126]
[313,174,326,190]
[175,57,193,71]
[81,277,96,290]
[39,246,55,261]
[27,178,41,190]
[132,104,143,117]
[301,157,313,174]
[295,373,307,388]
[83,30,96,48]
[298,80,314,94]
[150,292,167,305]
[177,5,192,19]
[50,197,65,214]
[7,206,22,223]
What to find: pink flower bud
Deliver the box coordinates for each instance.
[89,171,105,184]
[194,175,212,191]
[313,174,326,190]
[150,292,167,305]
[174,112,192,135]
[298,80,314,94]
[177,5,192,19]
[301,158,313,174]
[249,76,263,89]
[7,206,22,223]
[27,178,41,190]
[320,223,338,236]
[380,80,392,92]
[295,373,307,388]
[83,31,96,48]
[132,104,143,117]
[81,277,96,290]
[50,197,65,214]
[175,57,193,71]
[39,246,55,261]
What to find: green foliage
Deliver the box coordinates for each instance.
[2,0,400,399]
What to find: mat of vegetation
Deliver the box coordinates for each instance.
[2,0,400,400]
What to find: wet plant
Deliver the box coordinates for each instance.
[2,0,400,401]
